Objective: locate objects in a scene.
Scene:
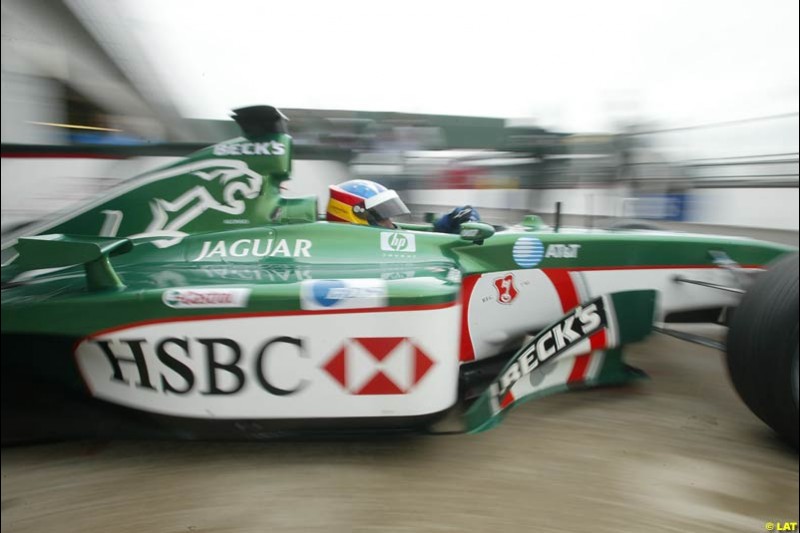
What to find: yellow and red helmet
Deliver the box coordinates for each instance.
[326,179,410,226]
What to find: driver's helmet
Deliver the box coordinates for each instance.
[326,179,410,226]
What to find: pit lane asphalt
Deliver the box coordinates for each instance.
[2,325,797,533]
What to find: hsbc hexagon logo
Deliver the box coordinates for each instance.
[321,337,435,395]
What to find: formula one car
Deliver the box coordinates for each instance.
[2,106,797,445]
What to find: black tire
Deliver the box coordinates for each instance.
[726,252,799,447]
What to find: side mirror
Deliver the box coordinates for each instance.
[459,222,495,244]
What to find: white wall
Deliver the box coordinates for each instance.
[406,187,633,218]
[282,160,352,203]
[405,187,799,231]
[0,156,350,232]
[1,156,797,233]
[689,188,799,231]
[0,156,181,232]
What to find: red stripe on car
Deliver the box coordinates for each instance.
[568,353,592,384]
[500,390,515,409]
[542,269,580,312]
[589,329,607,350]
[459,274,481,361]
[568,329,608,384]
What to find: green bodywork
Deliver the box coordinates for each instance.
[1,106,797,439]
[2,221,793,338]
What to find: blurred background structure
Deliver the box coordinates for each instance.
[1,0,798,240]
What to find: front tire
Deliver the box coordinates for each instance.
[726,252,799,447]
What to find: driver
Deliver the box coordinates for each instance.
[326,179,409,228]
[325,179,480,233]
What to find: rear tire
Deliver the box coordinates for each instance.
[726,252,799,447]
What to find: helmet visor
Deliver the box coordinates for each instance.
[363,189,410,222]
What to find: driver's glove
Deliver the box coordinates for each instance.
[433,205,481,234]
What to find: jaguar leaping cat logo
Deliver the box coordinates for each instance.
[129,160,263,248]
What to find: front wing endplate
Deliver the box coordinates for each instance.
[464,290,656,433]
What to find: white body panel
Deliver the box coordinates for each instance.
[578,268,744,319]
[465,267,748,360]
[75,304,459,419]
[466,270,565,358]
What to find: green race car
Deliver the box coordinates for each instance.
[2,106,796,445]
